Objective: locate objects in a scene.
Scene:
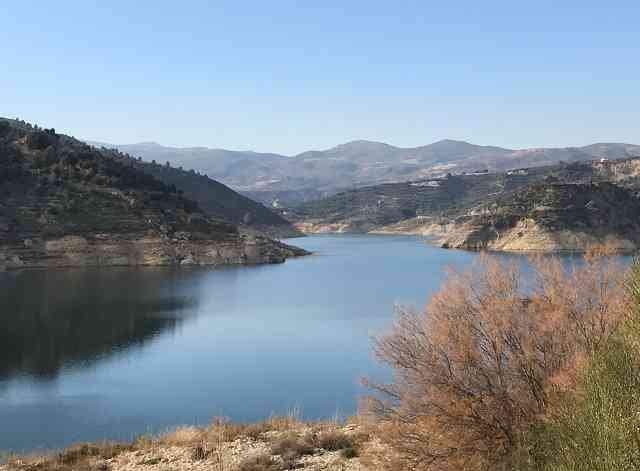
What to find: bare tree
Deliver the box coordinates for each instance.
[365,249,628,471]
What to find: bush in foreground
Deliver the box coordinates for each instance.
[365,250,629,471]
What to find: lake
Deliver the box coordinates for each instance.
[0,235,535,452]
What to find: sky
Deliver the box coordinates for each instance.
[1,1,639,155]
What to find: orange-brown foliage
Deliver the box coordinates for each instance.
[366,251,629,471]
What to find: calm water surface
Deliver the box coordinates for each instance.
[0,235,534,452]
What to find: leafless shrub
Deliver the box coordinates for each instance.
[365,250,629,470]
[243,422,275,440]
[237,452,280,471]
[314,430,353,451]
[191,442,211,460]
[270,433,315,460]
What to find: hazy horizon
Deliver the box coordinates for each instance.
[83,136,640,158]
[2,1,639,154]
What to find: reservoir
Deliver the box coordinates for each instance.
[0,235,541,452]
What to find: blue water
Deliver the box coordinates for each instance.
[0,235,529,452]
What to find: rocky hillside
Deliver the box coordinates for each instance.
[90,146,301,238]
[291,167,554,233]
[439,182,640,252]
[291,157,640,233]
[0,119,307,270]
[290,156,640,252]
[102,139,640,206]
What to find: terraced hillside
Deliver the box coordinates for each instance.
[91,144,301,237]
[0,119,306,270]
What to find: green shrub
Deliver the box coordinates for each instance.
[515,260,640,471]
[517,337,640,471]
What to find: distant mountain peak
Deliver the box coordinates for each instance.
[340,139,388,146]
[330,139,396,151]
[431,138,473,145]
[425,139,509,151]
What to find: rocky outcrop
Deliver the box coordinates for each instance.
[294,221,375,234]
[440,219,638,252]
[0,233,307,271]
[439,183,640,253]
[370,216,455,237]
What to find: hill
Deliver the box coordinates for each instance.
[0,119,307,270]
[439,182,640,252]
[98,139,640,206]
[90,144,301,237]
[291,167,554,233]
[290,156,640,252]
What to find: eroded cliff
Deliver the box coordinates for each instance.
[439,183,640,252]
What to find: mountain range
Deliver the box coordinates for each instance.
[90,139,640,206]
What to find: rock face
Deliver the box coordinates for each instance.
[439,183,640,253]
[370,216,455,237]
[0,233,306,270]
[0,119,308,270]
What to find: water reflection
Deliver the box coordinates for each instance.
[3,236,616,453]
[0,268,201,380]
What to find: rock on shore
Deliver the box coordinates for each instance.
[439,183,640,253]
[0,232,308,271]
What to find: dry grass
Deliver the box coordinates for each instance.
[1,412,367,471]
[154,412,305,451]
[5,442,133,471]
[161,425,203,446]
[242,423,275,441]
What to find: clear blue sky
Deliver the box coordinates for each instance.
[1,1,639,154]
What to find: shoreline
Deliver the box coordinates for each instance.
[1,416,375,471]
[0,236,310,272]
[292,227,640,254]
